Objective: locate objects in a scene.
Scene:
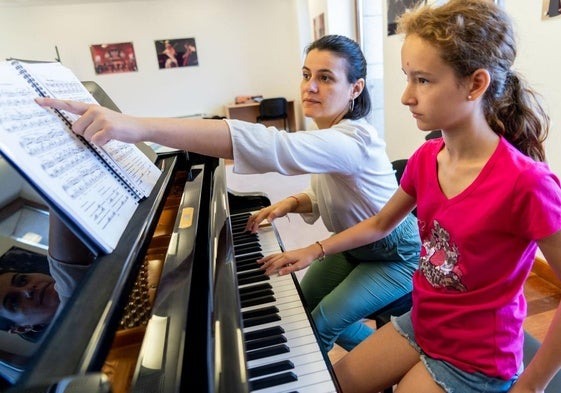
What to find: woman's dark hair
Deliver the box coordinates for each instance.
[397,0,549,161]
[305,34,372,120]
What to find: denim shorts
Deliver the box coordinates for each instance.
[392,311,520,393]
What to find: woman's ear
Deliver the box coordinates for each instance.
[467,69,490,100]
[352,78,365,99]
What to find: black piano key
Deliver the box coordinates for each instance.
[245,334,287,351]
[244,326,285,342]
[243,313,281,328]
[241,294,276,308]
[248,360,295,379]
[237,273,270,286]
[242,305,279,320]
[233,232,258,240]
[231,222,250,231]
[239,282,272,296]
[236,262,261,273]
[235,243,262,254]
[231,214,250,223]
[249,371,298,391]
[239,288,274,303]
[238,269,267,281]
[236,255,263,265]
[236,257,260,266]
[246,343,290,362]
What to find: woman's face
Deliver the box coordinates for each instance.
[300,49,362,129]
[0,272,59,328]
[400,34,471,132]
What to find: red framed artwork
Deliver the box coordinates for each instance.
[90,42,138,75]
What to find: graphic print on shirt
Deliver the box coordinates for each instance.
[419,220,467,292]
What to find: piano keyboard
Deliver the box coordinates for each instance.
[230,212,339,393]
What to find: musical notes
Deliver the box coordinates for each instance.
[0,61,142,253]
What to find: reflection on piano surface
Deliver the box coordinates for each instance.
[4,153,340,393]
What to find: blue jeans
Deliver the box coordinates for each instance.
[299,213,420,352]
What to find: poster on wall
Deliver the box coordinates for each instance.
[387,0,426,36]
[543,0,561,19]
[154,38,199,69]
[89,42,138,75]
[313,13,326,40]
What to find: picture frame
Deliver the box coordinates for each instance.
[89,42,138,75]
[154,37,199,69]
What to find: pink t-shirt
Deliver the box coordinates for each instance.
[401,136,561,379]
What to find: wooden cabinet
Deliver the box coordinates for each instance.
[225,100,297,132]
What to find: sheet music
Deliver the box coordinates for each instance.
[0,62,138,253]
[16,61,161,198]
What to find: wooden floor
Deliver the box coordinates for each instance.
[328,257,561,365]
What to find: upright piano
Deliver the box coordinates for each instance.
[1,149,341,393]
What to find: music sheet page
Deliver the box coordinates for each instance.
[0,62,138,253]
[18,61,161,198]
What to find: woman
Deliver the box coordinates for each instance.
[258,1,561,392]
[36,34,420,353]
[0,212,92,340]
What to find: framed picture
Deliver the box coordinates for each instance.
[154,37,199,69]
[89,42,138,75]
[387,0,426,36]
[543,0,561,19]
[313,13,326,40]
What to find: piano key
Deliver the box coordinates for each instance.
[245,326,286,342]
[248,359,295,379]
[245,334,287,351]
[230,211,338,392]
[249,371,298,391]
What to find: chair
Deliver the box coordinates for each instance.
[256,97,289,131]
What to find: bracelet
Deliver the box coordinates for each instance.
[288,195,300,209]
[315,241,326,262]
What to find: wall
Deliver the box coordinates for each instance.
[0,0,307,124]
[2,1,558,176]
[382,1,561,181]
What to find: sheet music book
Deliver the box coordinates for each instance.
[0,60,162,254]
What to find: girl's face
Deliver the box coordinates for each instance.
[400,34,472,132]
[0,272,59,328]
[300,49,363,129]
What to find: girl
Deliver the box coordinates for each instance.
[258,1,561,392]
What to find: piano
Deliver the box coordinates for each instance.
[2,150,341,393]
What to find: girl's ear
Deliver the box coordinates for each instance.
[467,68,490,100]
